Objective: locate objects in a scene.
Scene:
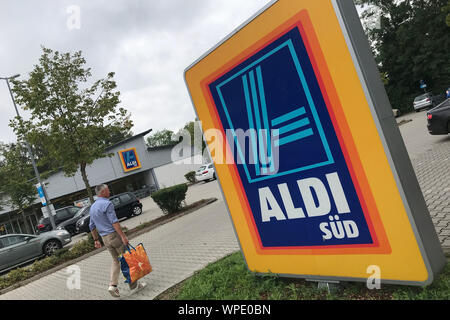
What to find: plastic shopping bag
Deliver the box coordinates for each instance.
[119,243,152,284]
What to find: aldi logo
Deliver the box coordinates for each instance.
[119,147,142,172]
[212,34,333,183]
[209,26,382,250]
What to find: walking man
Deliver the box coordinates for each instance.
[89,184,146,297]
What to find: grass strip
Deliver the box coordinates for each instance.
[157,251,450,300]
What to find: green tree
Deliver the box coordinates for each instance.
[0,142,36,234]
[356,0,450,112]
[445,0,450,27]
[178,120,206,151]
[146,129,178,148]
[10,47,133,204]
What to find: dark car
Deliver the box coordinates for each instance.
[56,205,91,235]
[427,98,450,135]
[36,206,82,234]
[76,192,143,234]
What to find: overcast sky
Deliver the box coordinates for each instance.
[0,0,275,143]
[0,1,365,144]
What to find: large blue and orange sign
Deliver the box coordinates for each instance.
[209,24,385,252]
[185,0,444,285]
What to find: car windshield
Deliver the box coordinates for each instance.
[74,206,90,218]
[414,94,429,101]
[197,166,206,172]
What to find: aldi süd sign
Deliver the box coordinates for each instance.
[184,0,445,285]
[118,147,142,172]
[208,25,379,250]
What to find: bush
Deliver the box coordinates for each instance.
[151,183,188,214]
[70,239,94,257]
[184,171,196,184]
[4,268,30,284]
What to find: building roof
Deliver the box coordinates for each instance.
[147,144,177,151]
[105,129,153,151]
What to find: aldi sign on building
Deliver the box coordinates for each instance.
[184,0,445,285]
[118,147,142,173]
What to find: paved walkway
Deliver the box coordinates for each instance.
[412,139,450,246]
[397,110,450,247]
[1,192,239,300]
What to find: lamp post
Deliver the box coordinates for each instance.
[0,74,56,230]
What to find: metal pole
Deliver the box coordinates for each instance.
[3,76,56,229]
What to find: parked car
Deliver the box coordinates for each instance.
[413,93,437,112]
[76,192,143,234]
[56,205,91,235]
[195,163,216,182]
[427,98,450,135]
[36,206,82,234]
[0,230,71,273]
[432,93,446,106]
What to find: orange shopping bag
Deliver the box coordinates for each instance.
[119,243,152,284]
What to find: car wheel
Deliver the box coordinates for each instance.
[43,240,62,256]
[132,206,142,216]
[213,172,217,180]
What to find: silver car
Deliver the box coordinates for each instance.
[0,230,71,273]
[413,93,435,112]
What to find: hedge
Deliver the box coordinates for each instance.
[151,183,188,214]
[184,171,196,184]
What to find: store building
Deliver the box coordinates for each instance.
[0,129,207,235]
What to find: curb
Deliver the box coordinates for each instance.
[0,198,218,297]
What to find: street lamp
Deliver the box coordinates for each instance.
[0,74,56,230]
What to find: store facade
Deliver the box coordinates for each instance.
[0,129,206,235]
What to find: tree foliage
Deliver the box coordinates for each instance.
[178,120,206,151]
[0,142,36,234]
[147,121,206,150]
[10,47,133,203]
[146,129,178,148]
[356,0,450,111]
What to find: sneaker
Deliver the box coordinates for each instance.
[130,281,147,293]
[108,285,120,298]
